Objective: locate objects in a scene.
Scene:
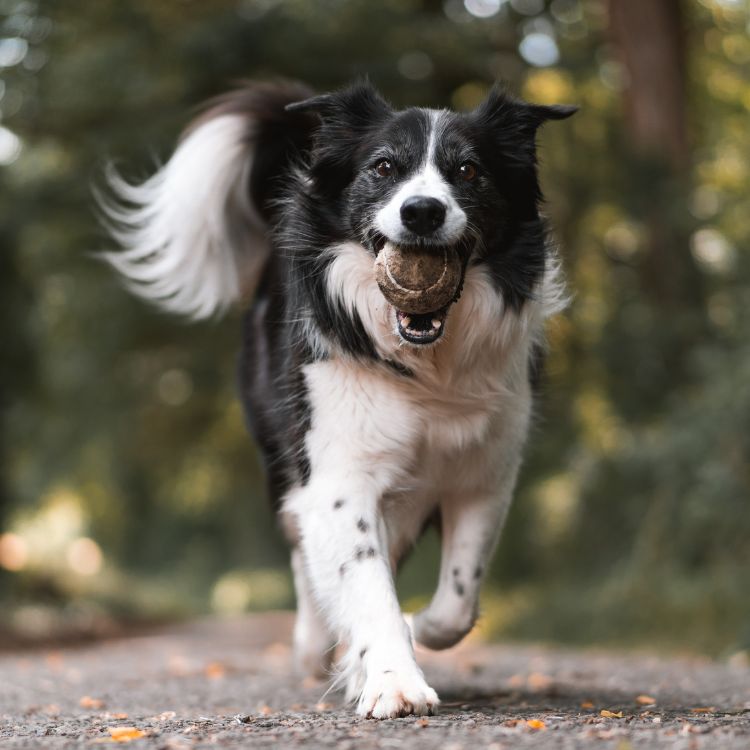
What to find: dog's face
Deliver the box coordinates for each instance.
[288,83,575,346]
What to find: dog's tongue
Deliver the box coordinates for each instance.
[374,242,462,315]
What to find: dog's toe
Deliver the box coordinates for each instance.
[356,670,439,719]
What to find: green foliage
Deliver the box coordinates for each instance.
[0,0,748,654]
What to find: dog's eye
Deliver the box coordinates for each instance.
[459,163,477,182]
[374,159,393,178]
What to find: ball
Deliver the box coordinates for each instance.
[374,243,462,314]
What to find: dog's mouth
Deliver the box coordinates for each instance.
[395,306,448,345]
[373,237,465,347]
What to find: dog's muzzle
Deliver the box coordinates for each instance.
[374,241,464,345]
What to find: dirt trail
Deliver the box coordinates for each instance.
[1,613,748,748]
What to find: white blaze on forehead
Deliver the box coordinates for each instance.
[375,110,467,244]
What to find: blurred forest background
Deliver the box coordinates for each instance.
[0,0,748,657]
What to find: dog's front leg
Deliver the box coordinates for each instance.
[287,477,438,718]
[412,491,511,650]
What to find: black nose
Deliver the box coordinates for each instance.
[400,196,446,237]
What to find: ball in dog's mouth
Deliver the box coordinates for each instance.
[374,241,462,345]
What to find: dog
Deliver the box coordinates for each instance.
[100,79,575,719]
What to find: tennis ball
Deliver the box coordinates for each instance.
[374,242,462,314]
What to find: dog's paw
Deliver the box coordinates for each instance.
[356,669,439,719]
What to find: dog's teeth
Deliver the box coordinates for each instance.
[401,316,411,328]
[431,319,442,329]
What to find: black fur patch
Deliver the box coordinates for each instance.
[384,359,414,378]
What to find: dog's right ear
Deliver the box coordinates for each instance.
[285,80,391,132]
[286,82,391,189]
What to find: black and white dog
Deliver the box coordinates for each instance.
[102,80,575,718]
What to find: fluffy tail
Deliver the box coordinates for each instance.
[97,80,315,319]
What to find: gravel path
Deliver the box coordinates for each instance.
[1,613,748,748]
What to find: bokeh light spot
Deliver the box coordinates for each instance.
[464,0,504,19]
[158,368,193,406]
[691,228,737,274]
[397,51,434,81]
[0,37,28,67]
[66,537,103,576]
[0,126,22,165]
[0,533,28,571]
[519,33,560,67]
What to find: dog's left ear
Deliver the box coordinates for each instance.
[286,80,392,131]
[472,84,578,134]
[528,103,579,125]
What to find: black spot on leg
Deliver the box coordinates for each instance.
[333,499,345,510]
[383,669,393,674]
[454,581,465,597]
[474,566,483,580]
[339,562,347,576]
[357,518,369,533]
[360,648,367,659]
[452,567,460,577]
[354,546,377,561]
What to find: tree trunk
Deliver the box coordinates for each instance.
[608,0,701,310]
[609,0,689,169]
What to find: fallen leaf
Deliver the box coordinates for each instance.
[416,718,430,727]
[527,673,553,690]
[108,727,146,742]
[263,642,290,658]
[690,707,715,713]
[315,702,333,711]
[110,713,129,720]
[600,710,624,718]
[259,705,273,715]
[636,695,656,705]
[45,652,64,670]
[508,674,525,688]
[580,701,595,709]
[80,696,105,710]
[167,655,190,676]
[526,719,546,730]
[204,662,226,680]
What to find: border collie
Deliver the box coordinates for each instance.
[101,79,575,719]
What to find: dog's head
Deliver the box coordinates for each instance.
[287,82,575,346]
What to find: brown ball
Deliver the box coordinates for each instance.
[374,242,462,314]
